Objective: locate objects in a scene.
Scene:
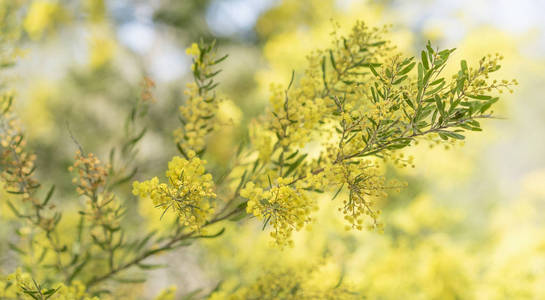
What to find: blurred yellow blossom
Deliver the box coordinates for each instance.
[88,31,116,69]
[154,286,177,300]
[186,43,200,56]
[23,0,67,40]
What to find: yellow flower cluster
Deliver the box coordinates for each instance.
[175,81,222,152]
[132,152,216,231]
[69,150,108,197]
[453,53,518,98]
[241,178,317,248]
[185,42,200,57]
[267,82,328,148]
[23,0,67,40]
[0,92,39,204]
[88,32,116,70]
[0,269,98,300]
[174,42,227,154]
[324,160,385,230]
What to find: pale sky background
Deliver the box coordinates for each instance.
[112,0,545,81]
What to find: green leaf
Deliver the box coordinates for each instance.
[479,102,493,113]
[461,60,468,74]
[332,184,344,200]
[137,263,168,270]
[392,75,407,85]
[287,70,295,90]
[387,138,411,150]
[204,69,222,79]
[135,231,157,251]
[42,288,59,297]
[6,200,23,217]
[435,95,445,117]
[9,243,26,255]
[370,87,378,102]
[421,51,429,70]
[417,63,424,91]
[398,62,415,76]
[262,215,271,231]
[42,185,55,207]
[114,277,147,284]
[438,48,455,59]
[234,170,247,195]
[284,154,308,177]
[198,227,226,239]
[369,41,386,47]
[369,64,379,77]
[67,254,90,283]
[229,208,248,222]
[285,150,300,160]
[212,54,228,65]
[441,131,465,140]
[429,78,445,86]
[111,168,138,188]
[467,94,492,100]
[456,71,466,92]
[321,56,328,90]
[22,290,40,300]
[425,80,446,96]
[488,65,501,72]
[329,50,337,71]
[403,93,414,109]
[426,41,435,56]
[123,128,147,153]
[6,190,24,195]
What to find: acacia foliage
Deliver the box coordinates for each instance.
[0,19,515,299]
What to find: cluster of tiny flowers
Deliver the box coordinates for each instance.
[175,81,222,152]
[0,269,98,300]
[325,160,405,231]
[438,53,519,111]
[267,82,328,148]
[0,94,39,203]
[69,151,108,197]
[241,178,317,248]
[132,151,216,231]
[174,43,226,154]
[140,76,156,103]
[465,53,517,95]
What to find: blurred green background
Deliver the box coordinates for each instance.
[2,0,545,298]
